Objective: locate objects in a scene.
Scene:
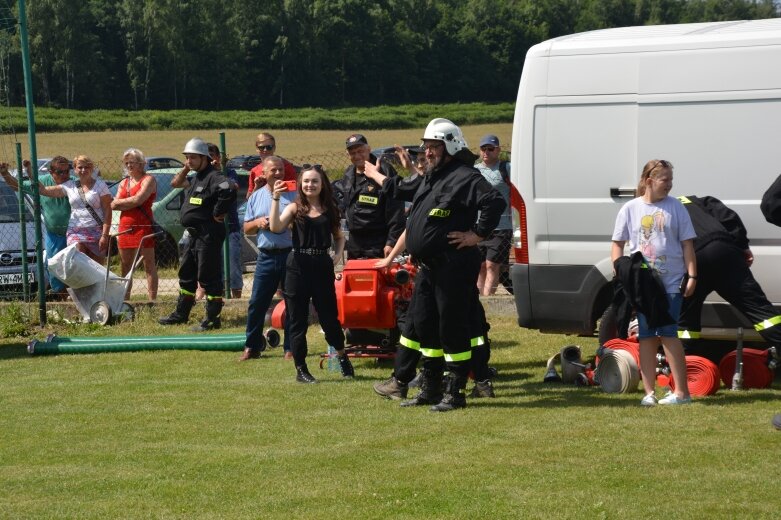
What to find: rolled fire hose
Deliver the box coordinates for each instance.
[597,338,641,367]
[544,345,585,384]
[595,349,640,393]
[668,355,720,396]
[718,348,774,389]
[28,333,246,356]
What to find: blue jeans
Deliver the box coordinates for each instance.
[245,250,290,352]
[44,231,67,292]
[228,231,243,291]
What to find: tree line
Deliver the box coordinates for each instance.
[0,0,778,111]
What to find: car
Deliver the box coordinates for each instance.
[227,154,262,173]
[370,145,421,169]
[0,182,38,297]
[145,157,184,171]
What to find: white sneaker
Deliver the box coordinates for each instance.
[640,394,658,406]
[658,392,692,405]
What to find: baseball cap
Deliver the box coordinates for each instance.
[345,133,368,149]
[479,135,500,147]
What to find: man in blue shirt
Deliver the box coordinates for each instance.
[240,156,296,360]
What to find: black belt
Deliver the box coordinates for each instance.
[259,247,292,255]
[294,247,329,256]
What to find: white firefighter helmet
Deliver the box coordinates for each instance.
[182,137,209,157]
[421,118,467,156]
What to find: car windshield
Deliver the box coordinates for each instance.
[0,183,33,223]
[146,158,184,170]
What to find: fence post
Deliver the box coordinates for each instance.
[15,143,30,300]
[219,132,231,299]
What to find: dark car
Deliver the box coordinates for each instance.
[227,154,262,173]
[0,183,37,296]
[370,145,421,169]
[145,157,184,171]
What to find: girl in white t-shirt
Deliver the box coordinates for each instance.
[611,159,696,406]
[38,155,112,264]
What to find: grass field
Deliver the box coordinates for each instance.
[1,305,779,519]
[1,124,513,172]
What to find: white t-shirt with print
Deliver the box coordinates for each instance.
[60,179,110,229]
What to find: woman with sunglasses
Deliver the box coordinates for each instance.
[34,155,112,264]
[269,164,354,383]
[110,148,158,301]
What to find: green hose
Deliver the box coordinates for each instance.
[28,334,246,355]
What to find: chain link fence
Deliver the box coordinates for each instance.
[0,149,514,301]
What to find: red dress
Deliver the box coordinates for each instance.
[117,176,156,249]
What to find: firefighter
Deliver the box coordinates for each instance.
[159,138,235,330]
[367,118,505,411]
[332,133,406,259]
[677,195,781,354]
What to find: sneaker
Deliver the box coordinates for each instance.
[338,354,354,378]
[658,392,692,405]
[296,366,317,384]
[640,394,658,407]
[373,377,408,400]
[470,379,495,398]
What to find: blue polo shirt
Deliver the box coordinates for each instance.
[244,187,295,250]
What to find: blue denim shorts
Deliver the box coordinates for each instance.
[637,293,682,339]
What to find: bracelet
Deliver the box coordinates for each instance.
[272,197,280,201]
[688,275,697,280]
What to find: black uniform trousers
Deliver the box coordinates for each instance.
[396,247,483,380]
[284,252,345,367]
[179,228,225,297]
[345,231,385,260]
[679,240,781,347]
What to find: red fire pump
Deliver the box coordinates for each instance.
[268,258,416,364]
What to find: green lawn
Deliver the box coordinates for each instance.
[1,310,779,519]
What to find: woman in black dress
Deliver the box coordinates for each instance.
[269,165,354,383]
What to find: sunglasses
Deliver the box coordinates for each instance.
[51,168,70,175]
[480,146,497,152]
[301,163,324,173]
[257,144,275,152]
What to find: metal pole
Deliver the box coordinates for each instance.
[17,0,46,324]
[731,327,744,391]
[219,132,230,299]
[15,143,29,300]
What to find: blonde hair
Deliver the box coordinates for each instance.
[255,132,275,147]
[122,148,146,164]
[73,155,94,170]
[637,159,672,196]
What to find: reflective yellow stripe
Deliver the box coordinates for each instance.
[399,336,420,351]
[471,336,485,347]
[678,196,692,204]
[421,348,444,358]
[180,289,196,296]
[445,350,472,362]
[206,295,223,301]
[678,330,701,339]
[754,315,781,332]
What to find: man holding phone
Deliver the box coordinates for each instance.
[332,133,405,259]
[240,156,296,361]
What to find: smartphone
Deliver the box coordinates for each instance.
[284,180,297,192]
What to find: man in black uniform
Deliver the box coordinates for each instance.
[159,137,235,330]
[368,118,505,412]
[332,133,405,259]
[677,195,781,356]
[759,176,781,431]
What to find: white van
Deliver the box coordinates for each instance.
[509,19,781,339]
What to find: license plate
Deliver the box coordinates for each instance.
[0,272,36,285]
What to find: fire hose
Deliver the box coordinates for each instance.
[28,333,246,355]
[668,355,721,396]
[718,348,775,389]
[594,349,640,393]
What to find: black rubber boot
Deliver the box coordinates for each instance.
[193,298,223,331]
[431,373,467,412]
[296,365,317,384]
[337,353,355,378]
[400,368,443,407]
[158,294,195,325]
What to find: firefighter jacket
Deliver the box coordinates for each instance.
[180,165,235,235]
[402,158,505,262]
[677,195,749,251]
[612,252,674,337]
[332,155,406,248]
[761,173,781,227]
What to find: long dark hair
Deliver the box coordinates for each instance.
[295,165,342,235]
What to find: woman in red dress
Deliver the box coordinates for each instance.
[111,148,158,301]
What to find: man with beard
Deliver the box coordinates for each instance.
[364,118,505,412]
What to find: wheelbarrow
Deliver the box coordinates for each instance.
[47,230,162,325]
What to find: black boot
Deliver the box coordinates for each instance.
[296,364,317,384]
[193,297,223,331]
[158,294,195,325]
[431,373,467,412]
[400,368,443,407]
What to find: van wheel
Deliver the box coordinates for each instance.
[597,304,619,346]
